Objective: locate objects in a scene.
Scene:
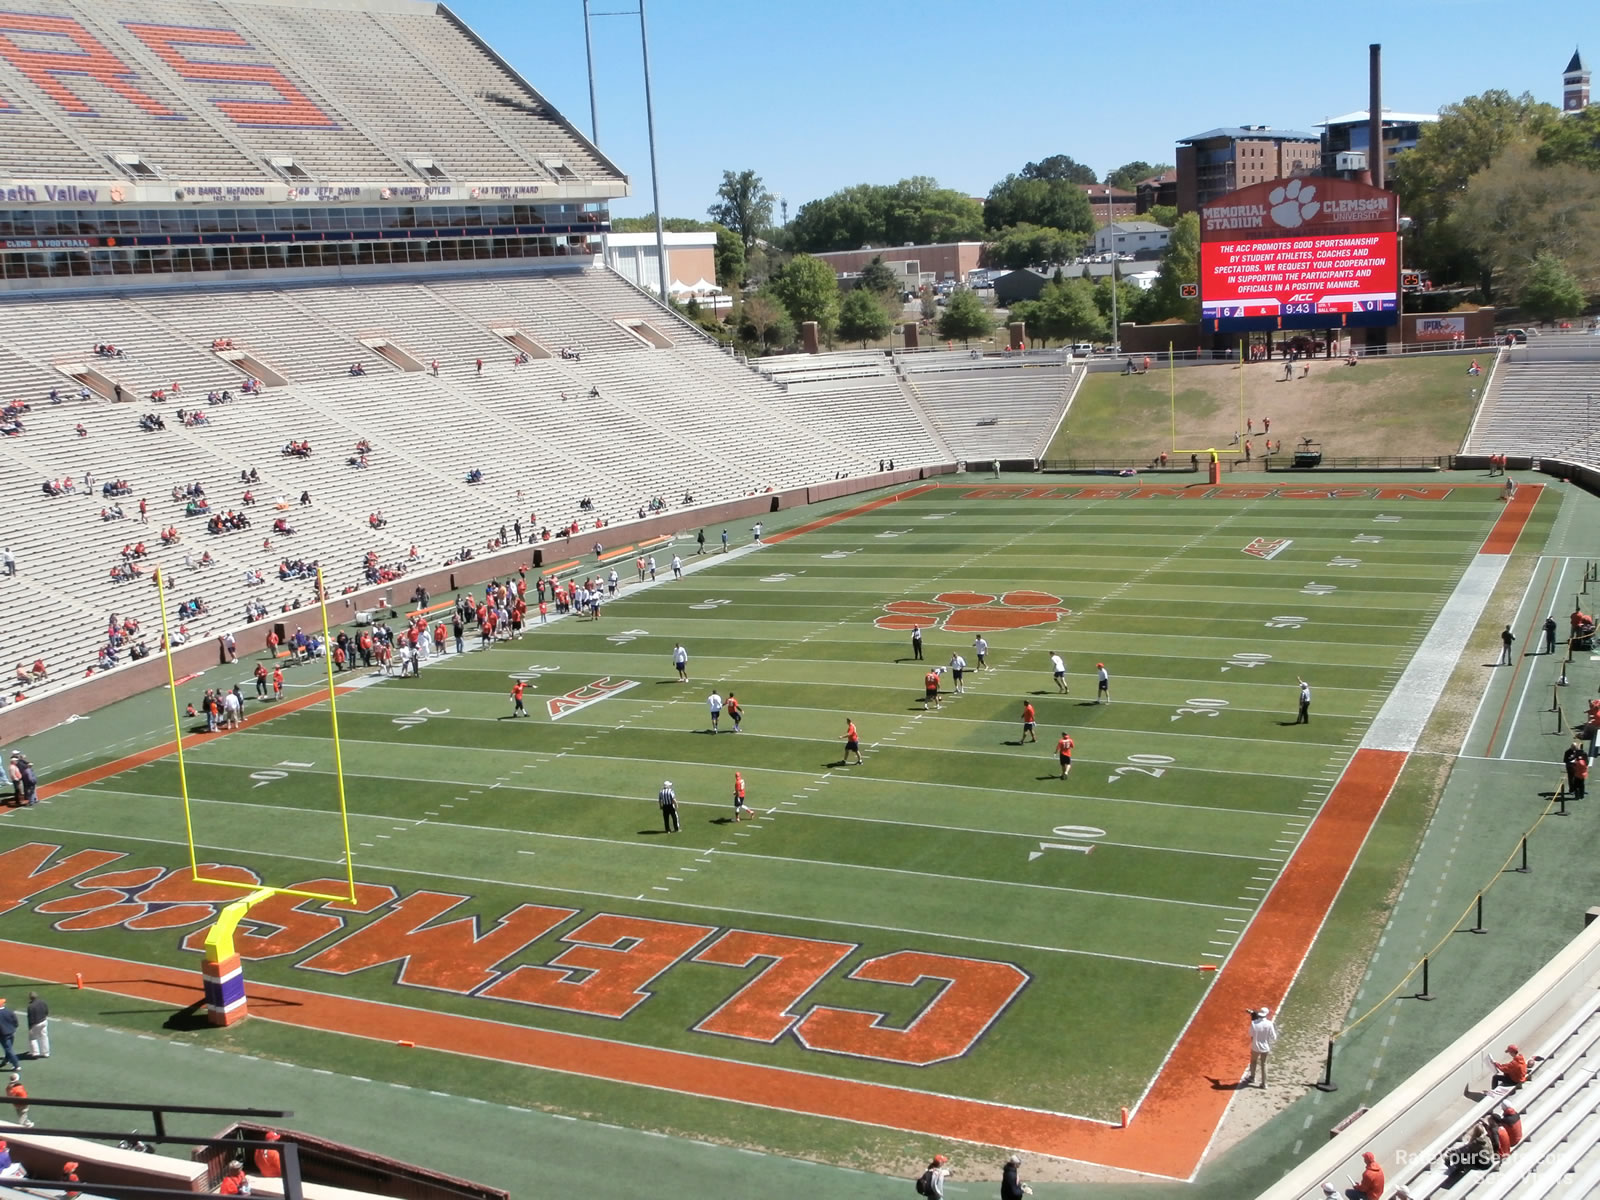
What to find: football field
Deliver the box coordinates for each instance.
[0,477,1543,1179]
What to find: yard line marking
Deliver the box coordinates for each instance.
[3,824,1198,967]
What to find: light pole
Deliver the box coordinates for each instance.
[582,1,670,300]
[1105,190,1118,353]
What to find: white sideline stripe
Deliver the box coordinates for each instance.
[1362,554,1509,753]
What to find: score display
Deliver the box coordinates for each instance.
[1200,232,1398,330]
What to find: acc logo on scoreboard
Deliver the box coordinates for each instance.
[1242,537,1293,560]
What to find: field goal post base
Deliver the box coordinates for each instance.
[200,886,276,1026]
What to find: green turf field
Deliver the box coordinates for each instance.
[0,478,1517,1164]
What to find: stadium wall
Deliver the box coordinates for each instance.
[0,467,952,740]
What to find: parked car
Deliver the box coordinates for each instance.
[1503,328,1537,343]
[1069,343,1094,357]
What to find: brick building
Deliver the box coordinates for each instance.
[1174,126,1320,213]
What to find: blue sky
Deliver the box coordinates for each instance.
[451,0,1592,220]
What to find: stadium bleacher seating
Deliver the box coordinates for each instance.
[0,0,620,190]
[0,268,941,704]
[901,354,1080,460]
[1464,339,1600,461]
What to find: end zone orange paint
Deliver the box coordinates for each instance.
[1481,484,1541,554]
[765,485,937,545]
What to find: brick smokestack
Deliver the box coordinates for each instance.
[1369,44,1384,190]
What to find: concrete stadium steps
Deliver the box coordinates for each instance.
[3,0,264,182]
[133,289,382,384]
[13,294,247,400]
[377,10,613,179]
[430,275,644,355]
[0,0,624,194]
[772,372,946,468]
[906,364,1076,460]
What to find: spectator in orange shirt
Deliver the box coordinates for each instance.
[1491,1043,1527,1089]
[1056,732,1074,779]
[219,1160,251,1195]
[841,718,863,765]
[271,667,284,699]
[1020,702,1037,744]
[254,1131,282,1178]
[923,668,942,711]
[510,681,527,718]
[1353,1151,1383,1200]
[4,1072,29,1126]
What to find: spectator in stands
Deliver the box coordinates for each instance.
[1491,1043,1528,1089]
[1442,1120,1494,1178]
[219,1160,251,1195]
[254,1131,282,1178]
[300,490,311,506]
[1496,1101,1523,1151]
[349,363,366,377]
[1349,1151,1382,1200]
[1,547,13,576]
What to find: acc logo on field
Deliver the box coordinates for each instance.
[547,677,638,720]
[1242,537,1292,560]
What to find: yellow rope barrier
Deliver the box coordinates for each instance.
[1335,785,1562,1039]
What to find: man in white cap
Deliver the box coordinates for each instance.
[1246,1005,1279,1087]
[657,780,679,834]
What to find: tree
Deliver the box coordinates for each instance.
[858,255,902,297]
[769,254,840,339]
[737,292,793,352]
[1519,251,1586,321]
[1140,213,1201,323]
[1450,144,1600,300]
[1141,204,1179,228]
[1391,91,1558,279]
[985,223,1085,270]
[787,178,984,253]
[1104,161,1171,190]
[936,289,993,345]
[919,285,938,321]
[708,169,775,255]
[1038,278,1105,344]
[983,174,1095,234]
[1520,251,1589,321]
[713,226,746,289]
[1536,105,1600,171]
[1020,154,1098,184]
[1094,274,1142,331]
[837,287,895,347]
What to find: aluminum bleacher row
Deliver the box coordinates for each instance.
[1269,919,1600,1199]
[0,0,617,189]
[1464,339,1600,463]
[900,353,1080,460]
[0,267,938,706]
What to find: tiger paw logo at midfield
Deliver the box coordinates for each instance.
[34,864,260,931]
[875,591,1067,633]
[1268,179,1320,229]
